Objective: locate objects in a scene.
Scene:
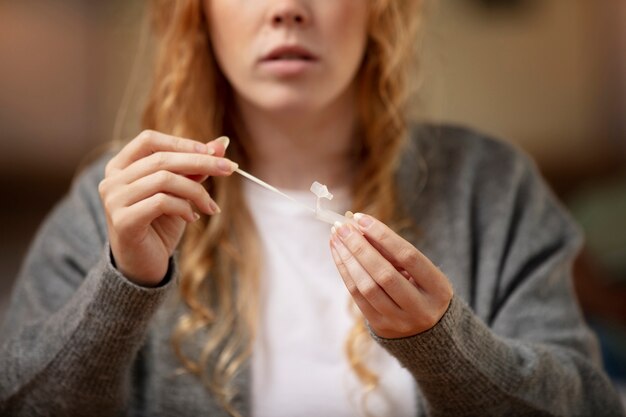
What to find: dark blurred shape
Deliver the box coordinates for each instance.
[570,174,626,384]
[571,178,626,283]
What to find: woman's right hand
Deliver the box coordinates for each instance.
[98,130,237,287]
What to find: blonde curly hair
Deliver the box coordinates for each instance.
[141,0,421,415]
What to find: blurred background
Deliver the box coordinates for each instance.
[1,0,625,404]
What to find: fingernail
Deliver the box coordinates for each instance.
[334,221,351,239]
[215,136,230,150]
[195,143,208,153]
[330,230,342,247]
[193,212,201,222]
[209,200,221,214]
[345,211,354,219]
[217,159,237,172]
[354,213,373,229]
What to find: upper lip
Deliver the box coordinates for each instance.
[260,44,318,62]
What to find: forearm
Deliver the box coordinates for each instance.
[0,249,172,417]
[372,296,625,417]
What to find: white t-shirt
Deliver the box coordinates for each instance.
[245,181,416,417]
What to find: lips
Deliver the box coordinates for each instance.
[261,45,317,62]
[258,44,319,77]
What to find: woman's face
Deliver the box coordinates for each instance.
[204,0,369,114]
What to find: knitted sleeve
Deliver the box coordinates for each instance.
[0,157,173,416]
[375,130,625,417]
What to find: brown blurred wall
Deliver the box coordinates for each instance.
[418,0,624,188]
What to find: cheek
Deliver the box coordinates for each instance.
[205,1,255,76]
[208,4,239,51]
[321,3,369,76]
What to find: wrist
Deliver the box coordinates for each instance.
[108,248,172,288]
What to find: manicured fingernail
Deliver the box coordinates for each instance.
[215,136,230,150]
[331,234,349,259]
[209,200,221,214]
[354,213,373,229]
[195,143,208,153]
[334,221,351,238]
[330,231,342,248]
[217,159,237,172]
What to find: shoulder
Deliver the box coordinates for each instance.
[42,150,115,248]
[398,122,582,246]
[399,122,581,249]
[408,123,532,178]
[399,123,539,203]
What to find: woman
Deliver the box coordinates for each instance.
[0,0,623,416]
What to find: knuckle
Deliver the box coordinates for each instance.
[438,280,454,301]
[345,282,359,296]
[110,212,127,232]
[397,247,419,266]
[153,192,169,210]
[374,317,393,333]
[377,268,397,288]
[423,310,440,328]
[104,160,114,177]
[102,195,115,214]
[368,316,384,329]
[396,320,413,335]
[376,226,392,244]
[341,250,356,266]
[195,184,210,203]
[446,283,454,299]
[360,282,379,299]
[98,178,108,196]
[152,152,168,169]
[192,153,206,170]
[351,241,368,259]
[100,189,117,214]
[138,129,155,145]
[174,137,187,153]
[193,181,207,195]
[155,170,174,187]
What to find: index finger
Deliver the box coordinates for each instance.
[352,213,445,293]
[107,130,212,173]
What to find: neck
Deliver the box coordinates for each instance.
[235,89,358,191]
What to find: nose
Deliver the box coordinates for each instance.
[269,2,309,28]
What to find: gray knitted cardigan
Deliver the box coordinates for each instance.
[1,125,624,416]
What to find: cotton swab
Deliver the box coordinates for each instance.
[234,168,358,228]
[235,168,315,213]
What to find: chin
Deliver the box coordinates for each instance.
[252,90,326,115]
[266,98,322,114]
[240,85,332,114]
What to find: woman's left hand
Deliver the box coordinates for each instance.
[330,213,453,339]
